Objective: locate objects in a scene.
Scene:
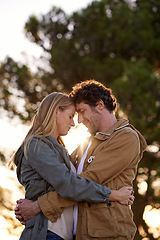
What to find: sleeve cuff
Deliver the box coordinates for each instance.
[104,187,111,203]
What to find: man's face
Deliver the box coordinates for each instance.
[76,102,101,135]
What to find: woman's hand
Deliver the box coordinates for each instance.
[109,186,134,205]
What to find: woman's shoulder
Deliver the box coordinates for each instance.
[28,135,55,145]
[25,136,51,154]
[28,135,61,152]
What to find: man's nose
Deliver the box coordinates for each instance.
[78,114,83,124]
[71,119,75,127]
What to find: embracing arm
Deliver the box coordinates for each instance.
[37,185,133,222]
[15,185,134,223]
[27,138,110,203]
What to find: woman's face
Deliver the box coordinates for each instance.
[55,104,75,137]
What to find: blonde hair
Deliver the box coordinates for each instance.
[11,92,74,165]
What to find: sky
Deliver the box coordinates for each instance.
[0,0,93,156]
[0,0,93,62]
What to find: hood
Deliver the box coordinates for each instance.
[14,144,24,166]
[129,124,147,154]
[14,144,24,184]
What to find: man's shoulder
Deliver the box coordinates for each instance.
[114,124,139,141]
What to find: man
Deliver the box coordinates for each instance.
[15,80,146,239]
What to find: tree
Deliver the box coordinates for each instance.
[113,60,160,239]
[0,57,62,121]
[0,0,160,238]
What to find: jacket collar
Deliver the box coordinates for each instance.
[93,119,129,140]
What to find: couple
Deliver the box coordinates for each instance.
[14,80,146,240]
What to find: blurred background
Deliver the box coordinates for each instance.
[0,0,160,239]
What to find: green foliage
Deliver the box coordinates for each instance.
[0,57,61,121]
[113,60,160,144]
[0,0,160,238]
[0,57,37,121]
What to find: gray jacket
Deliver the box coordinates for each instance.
[15,136,111,240]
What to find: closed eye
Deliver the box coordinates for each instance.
[79,110,85,114]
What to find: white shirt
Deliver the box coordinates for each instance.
[73,140,92,235]
[48,162,76,240]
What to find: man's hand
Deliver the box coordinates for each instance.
[15,198,41,224]
[109,186,134,205]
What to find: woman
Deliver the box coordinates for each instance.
[13,92,133,240]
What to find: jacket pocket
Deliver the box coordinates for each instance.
[86,202,119,238]
[116,205,137,239]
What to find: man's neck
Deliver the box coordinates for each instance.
[98,111,117,133]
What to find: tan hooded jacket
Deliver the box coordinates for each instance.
[38,119,147,240]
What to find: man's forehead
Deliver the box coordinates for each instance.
[76,102,88,111]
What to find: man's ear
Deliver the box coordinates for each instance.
[96,100,105,111]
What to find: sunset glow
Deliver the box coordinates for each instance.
[143,205,160,239]
[63,116,90,154]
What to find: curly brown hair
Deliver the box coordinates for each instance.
[69,80,117,112]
